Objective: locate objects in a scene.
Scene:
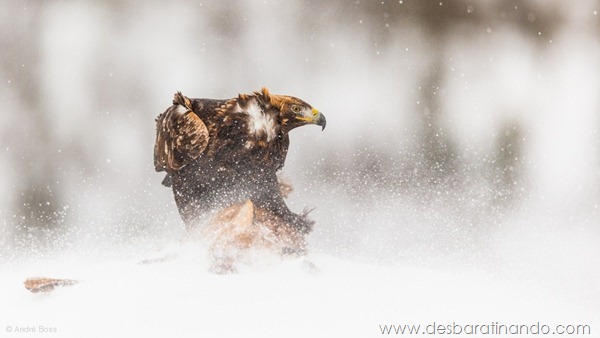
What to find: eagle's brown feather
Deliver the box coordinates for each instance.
[154,92,209,173]
[154,88,325,242]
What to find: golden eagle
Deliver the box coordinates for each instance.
[154,88,326,237]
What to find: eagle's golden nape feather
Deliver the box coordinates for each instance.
[254,87,271,106]
[252,86,289,111]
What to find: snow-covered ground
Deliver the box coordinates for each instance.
[1,209,598,338]
[1,2,599,337]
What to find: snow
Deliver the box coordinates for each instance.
[1,225,598,338]
[1,1,600,337]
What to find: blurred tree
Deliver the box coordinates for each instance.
[309,0,562,200]
[414,59,459,185]
[491,121,525,207]
[0,2,66,246]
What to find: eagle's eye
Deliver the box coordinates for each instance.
[291,105,301,113]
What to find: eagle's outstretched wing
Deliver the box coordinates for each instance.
[154,92,209,173]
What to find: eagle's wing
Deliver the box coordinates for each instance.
[154,92,209,173]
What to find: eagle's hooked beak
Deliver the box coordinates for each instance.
[296,108,326,130]
[312,108,326,131]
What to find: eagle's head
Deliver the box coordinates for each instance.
[250,87,326,133]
